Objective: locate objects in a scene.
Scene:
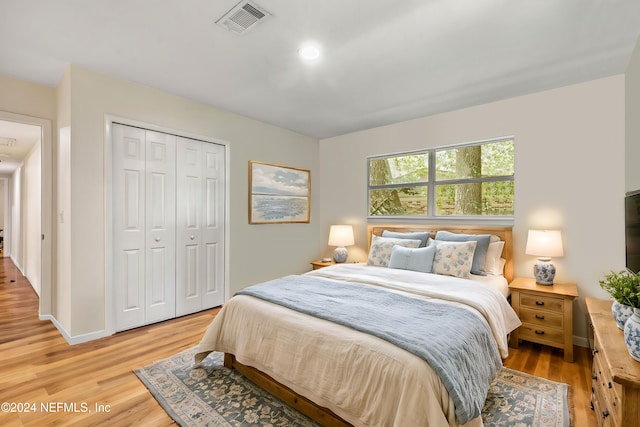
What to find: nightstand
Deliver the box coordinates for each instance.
[310,259,336,270]
[509,277,579,362]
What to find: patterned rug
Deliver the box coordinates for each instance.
[135,348,571,427]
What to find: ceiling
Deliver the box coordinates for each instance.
[0,120,40,175]
[1,0,640,141]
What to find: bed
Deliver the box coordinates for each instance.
[195,225,521,427]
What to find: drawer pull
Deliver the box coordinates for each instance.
[535,301,545,306]
[603,409,609,418]
[592,374,598,380]
[535,314,545,320]
[593,347,599,354]
[608,381,612,389]
[534,330,545,335]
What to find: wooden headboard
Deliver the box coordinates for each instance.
[367,224,514,282]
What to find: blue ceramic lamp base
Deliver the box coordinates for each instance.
[333,246,348,263]
[534,258,556,285]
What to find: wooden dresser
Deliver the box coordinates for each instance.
[587,298,640,427]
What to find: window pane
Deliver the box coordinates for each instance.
[435,140,514,181]
[369,186,428,216]
[369,153,428,185]
[435,181,514,216]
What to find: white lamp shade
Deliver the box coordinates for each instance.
[525,230,564,258]
[328,225,354,247]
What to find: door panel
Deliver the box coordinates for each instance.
[144,130,176,323]
[176,138,203,315]
[176,137,225,315]
[202,142,225,307]
[113,124,146,330]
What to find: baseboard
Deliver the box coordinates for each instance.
[573,335,590,349]
[39,314,111,345]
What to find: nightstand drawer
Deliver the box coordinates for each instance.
[520,293,564,312]
[518,323,563,345]
[519,307,563,328]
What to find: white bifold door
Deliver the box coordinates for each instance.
[175,137,225,316]
[112,124,225,332]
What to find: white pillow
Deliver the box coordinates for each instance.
[367,235,422,267]
[484,241,505,275]
[431,240,477,279]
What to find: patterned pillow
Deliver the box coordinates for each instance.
[367,235,422,267]
[434,231,491,275]
[431,240,477,279]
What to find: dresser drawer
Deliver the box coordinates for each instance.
[520,292,564,312]
[592,342,621,426]
[518,323,563,345]
[519,307,563,328]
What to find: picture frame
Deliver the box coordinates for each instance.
[249,161,311,224]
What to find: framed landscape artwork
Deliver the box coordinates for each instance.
[249,161,311,224]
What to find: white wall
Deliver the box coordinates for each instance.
[0,179,4,234]
[10,168,22,271]
[24,141,42,296]
[319,75,626,344]
[627,34,640,193]
[58,65,322,339]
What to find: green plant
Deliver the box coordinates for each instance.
[599,270,640,308]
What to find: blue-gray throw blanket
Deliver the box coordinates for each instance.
[237,275,502,424]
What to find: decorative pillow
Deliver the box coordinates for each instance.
[367,235,422,267]
[388,245,436,273]
[434,231,491,275]
[484,241,505,275]
[431,240,477,279]
[382,230,430,247]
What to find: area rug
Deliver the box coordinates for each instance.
[135,348,571,427]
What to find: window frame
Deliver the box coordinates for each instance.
[367,136,515,222]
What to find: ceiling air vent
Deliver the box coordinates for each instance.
[0,137,16,147]
[216,0,271,35]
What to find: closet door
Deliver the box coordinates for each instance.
[176,137,225,315]
[144,130,177,323]
[112,124,176,331]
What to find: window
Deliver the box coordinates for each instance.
[368,137,514,218]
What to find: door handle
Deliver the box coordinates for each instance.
[155,237,161,242]
[190,235,195,240]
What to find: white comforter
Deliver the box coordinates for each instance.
[195,264,521,427]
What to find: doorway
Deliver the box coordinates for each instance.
[0,111,53,317]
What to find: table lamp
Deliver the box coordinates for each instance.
[328,225,354,263]
[525,229,564,285]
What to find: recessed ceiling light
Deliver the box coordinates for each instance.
[299,44,320,61]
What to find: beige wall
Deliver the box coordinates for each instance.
[319,75,626,345]
[0,74,56,120]
[627,34,640,193]
[60,65,321,339]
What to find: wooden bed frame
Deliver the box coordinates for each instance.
[225,224,514,426]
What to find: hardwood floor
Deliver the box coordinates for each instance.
[0,257,220,426]
[0,257,597,426]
